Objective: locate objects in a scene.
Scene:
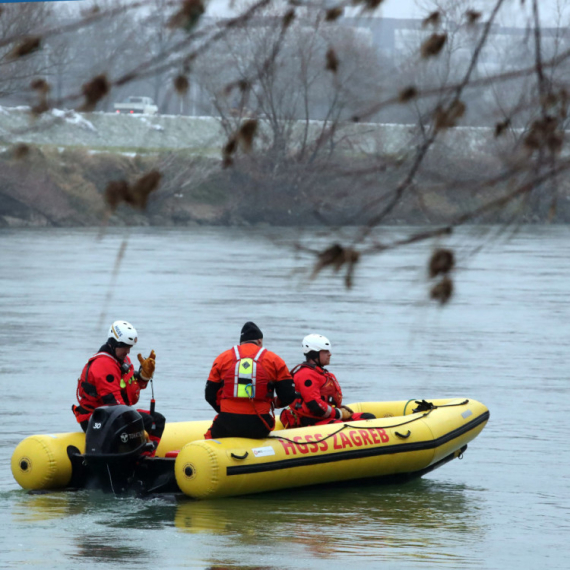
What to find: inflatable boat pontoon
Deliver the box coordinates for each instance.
[11,398,489,498]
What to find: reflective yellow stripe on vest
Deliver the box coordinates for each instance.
[120,374,133,389]
[232,345,266,398]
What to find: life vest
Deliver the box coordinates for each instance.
[291,362,343,408]
[221,345,273,403]
[119,361,139,405]
[321,371,342,408]
[73,352,138,422]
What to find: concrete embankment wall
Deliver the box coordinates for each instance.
[0,106,505,158]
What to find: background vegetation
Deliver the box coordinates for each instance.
[2,0,570,299]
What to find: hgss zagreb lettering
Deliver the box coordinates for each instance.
[279,428,390,455]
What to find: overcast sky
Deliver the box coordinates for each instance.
[207,0,570,27]
[206,0,425,19]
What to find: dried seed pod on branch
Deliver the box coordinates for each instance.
[80,74,109,112]
[422,11,441,28]
[465,10,482,24]
[104,171,161,212]
[325,8,343,21]
[430,276,454,305]
[427,249,455,305]
[30,78,50,94]
[523,116,564,154]
[11,144,30,160]
[326,47,339,73]
[222,120,259,166]
[9,36,41,60]
[222,137,238,168]
[282,8,295,29]
[421,33,447,57]
[428,248,455,278]
[495,119,511,138]
[356,0,385,11]
[434,100,466,130]
[399,86,418,103]
[168,0,205,32]
[311,244,360,289]
[174,75,189,94]
[131,170,162,209]
[238,120,258,152]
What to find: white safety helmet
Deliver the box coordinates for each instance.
[108,321,138,346]
[302,334,331,354]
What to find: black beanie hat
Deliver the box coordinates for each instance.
[240,321,263,342]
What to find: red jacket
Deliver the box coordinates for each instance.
[289,363,343,422]
[72,347,145,424]
[205,342,295,415]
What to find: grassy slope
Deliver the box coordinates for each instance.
[2,142,567,227]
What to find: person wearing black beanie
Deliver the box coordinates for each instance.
[240,321,263,343]
[204,322,296,439]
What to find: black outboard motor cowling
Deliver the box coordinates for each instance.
[83,405,151,493]
[85,405,147,459]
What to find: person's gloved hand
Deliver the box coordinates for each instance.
[340,407,352,421]
[137,350,156,381]
[413,399,435,413]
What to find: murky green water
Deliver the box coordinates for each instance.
[1,226,569,569]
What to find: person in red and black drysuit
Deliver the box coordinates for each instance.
[72,320,165,453]
[204,322,296,439]
[280,334,376,428]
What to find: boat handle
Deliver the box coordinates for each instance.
[395,430,411,439]
[231,451,249,460]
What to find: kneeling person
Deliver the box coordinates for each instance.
[72,320,165,454]
[280,334,375,428]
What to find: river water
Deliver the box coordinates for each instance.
[1,226,569,569]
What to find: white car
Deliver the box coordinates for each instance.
[114,96,158,115]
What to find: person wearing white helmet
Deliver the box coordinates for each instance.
[280,334,375,428]
[72,320,165,454]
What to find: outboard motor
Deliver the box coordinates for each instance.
[83,405,152,493]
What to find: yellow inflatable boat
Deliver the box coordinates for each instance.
[11,398,489,498]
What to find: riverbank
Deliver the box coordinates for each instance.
[2,142,569,228]
[0,145,228,227]
[2,107,570,227]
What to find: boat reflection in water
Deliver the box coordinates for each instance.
[12,475,486,565]
[174,478,486,558]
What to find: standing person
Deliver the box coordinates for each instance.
[205,321,296,439]
[280,334,376,428]
[72,320,165,454]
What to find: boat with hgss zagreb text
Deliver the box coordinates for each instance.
[11,398,489,499]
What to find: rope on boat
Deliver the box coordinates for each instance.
[268,399,470,447]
